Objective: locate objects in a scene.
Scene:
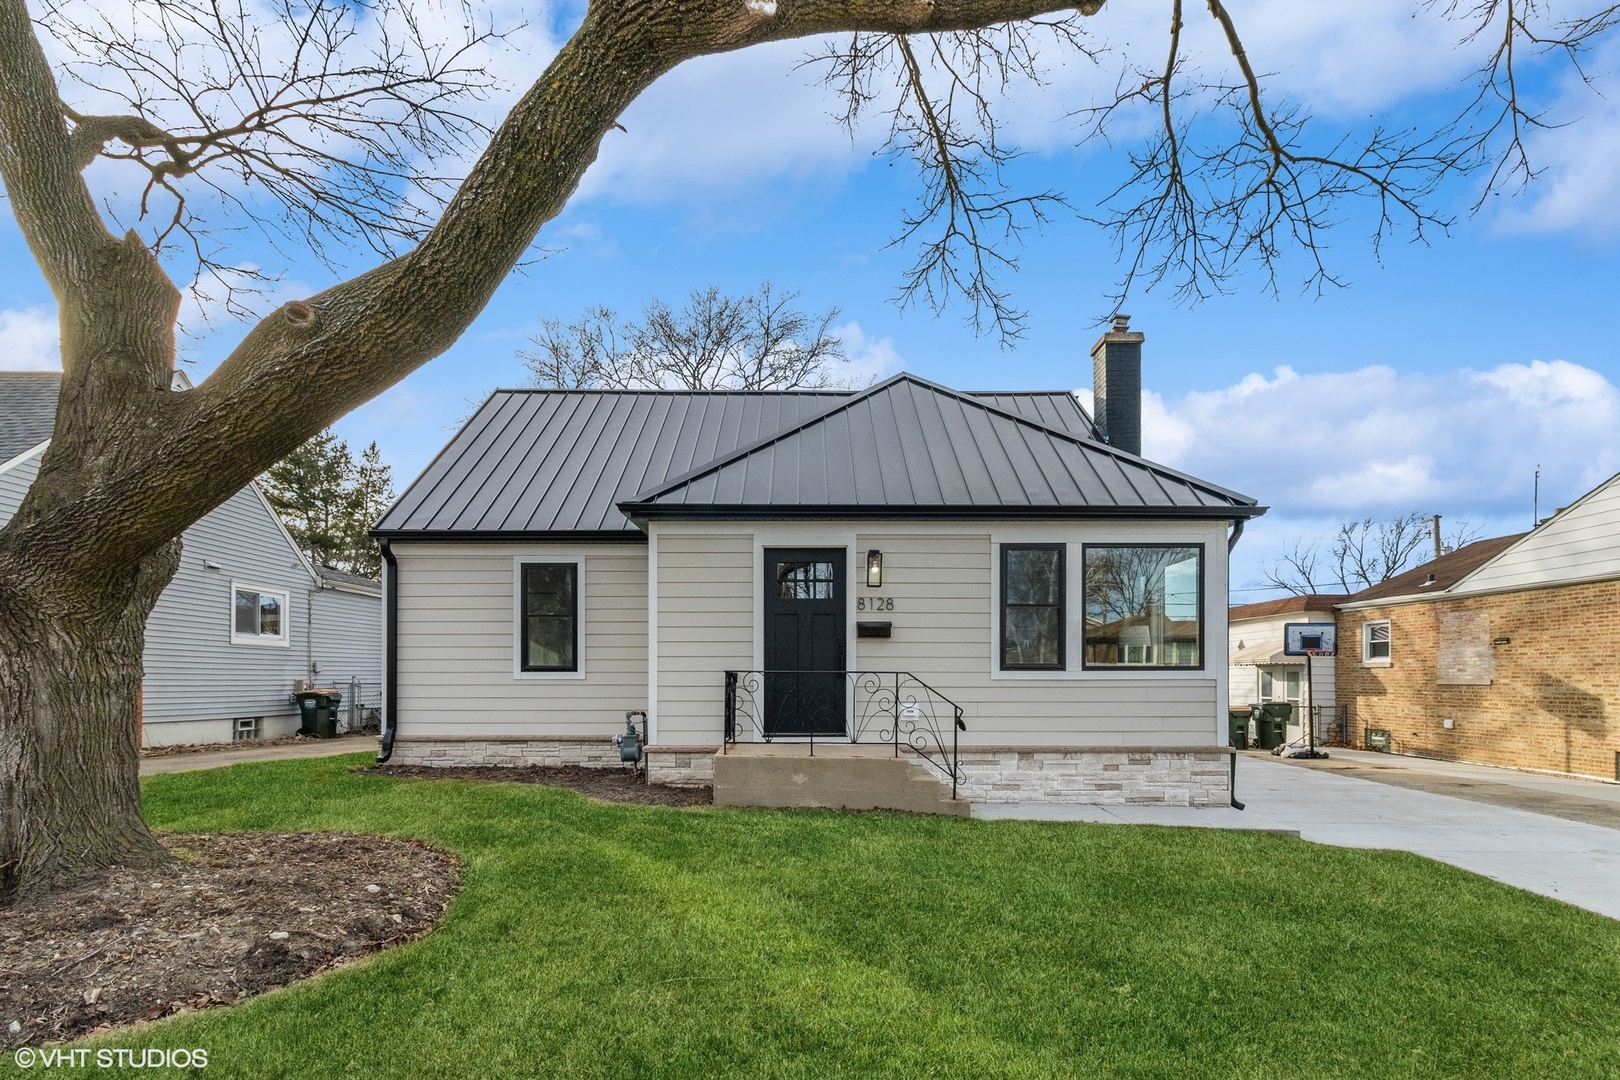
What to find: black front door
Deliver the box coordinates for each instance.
[763,548,846,737]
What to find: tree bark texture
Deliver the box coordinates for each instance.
[0,541,181,899]
[0,0,1088,899]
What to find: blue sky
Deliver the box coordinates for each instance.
[4,0,1619,597]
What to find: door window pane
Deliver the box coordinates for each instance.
[1083,545,1203,668]
[521,563,578,671]
[1001,545,1064,669]
[777,561,836,600]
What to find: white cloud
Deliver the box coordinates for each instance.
[576,39,876,205]
[834,321,903,386]
[1155,358,1620,595]
[0,308,60,371]
[1146,359,1620,521]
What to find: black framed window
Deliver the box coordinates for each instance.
[1083,544,1203,669]
[1001,544,1065,670]
[520,563,578,672]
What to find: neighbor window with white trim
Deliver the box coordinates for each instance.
[231,584,289,645]
[1082,544,1203,669]
[1363,620,1392,663]
[520,563,579,672]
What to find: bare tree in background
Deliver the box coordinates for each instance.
[3,0,1618,899]
[1264,512,1487,595]
[520,283,856,391]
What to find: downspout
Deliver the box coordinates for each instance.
[1227,518,1246,809]
[1227,518,1245,553]
[377,539,398,763]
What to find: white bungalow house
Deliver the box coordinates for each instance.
[1228,594,1346,746]
[373,320,1266,808]
[0,371,383,746]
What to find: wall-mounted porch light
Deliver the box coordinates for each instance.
[866,549,883,588]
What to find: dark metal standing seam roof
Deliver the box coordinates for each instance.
[0,372,62,462]
[621,375,1262,520]
[374,385,1112,538]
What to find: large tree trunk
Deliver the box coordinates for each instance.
[0,537,181,902]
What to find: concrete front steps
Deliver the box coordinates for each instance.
[713,742,970,816]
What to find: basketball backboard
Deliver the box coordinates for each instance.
[1283,621,1337,657]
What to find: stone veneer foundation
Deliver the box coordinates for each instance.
[644,747,718,787]
[390,736,626,769]
[387,739,1231,803]
[952,747,1234,806]
[389,737,719,788]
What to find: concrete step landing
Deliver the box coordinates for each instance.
[713,743,969,816]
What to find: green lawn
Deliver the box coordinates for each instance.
[62,754,1620,1077]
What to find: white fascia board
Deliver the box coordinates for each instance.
[0,439,47,478]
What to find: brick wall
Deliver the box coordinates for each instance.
[1336,579,1620,780]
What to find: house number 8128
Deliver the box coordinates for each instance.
[858,597,894,611]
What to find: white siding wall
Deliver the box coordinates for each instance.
[311,587,383,690]
[394,542,647,738]
[0,446,42,523]
[141,485,319,741]
[650,519,1229,749]
[653,532,753,746]
[1225,611,1337,714]
[1452,472,1620,594]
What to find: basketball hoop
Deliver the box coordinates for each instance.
[1282,623,1334,759]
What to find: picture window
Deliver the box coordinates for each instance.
[1082,545,1203,669]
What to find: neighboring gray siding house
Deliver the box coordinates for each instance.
[0,372,383,746]
[375,322,1267,808]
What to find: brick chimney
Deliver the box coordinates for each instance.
[1091,313,1144,456]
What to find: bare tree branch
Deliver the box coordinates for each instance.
[806,15,1097,340]
[521,283,859,391]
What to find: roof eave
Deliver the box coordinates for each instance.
[370,528,648,543]
[618,502,1267,522]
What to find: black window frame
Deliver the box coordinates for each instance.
[1080,542,1206,672]
[519,562,580,673]
[1000,543,1067,671]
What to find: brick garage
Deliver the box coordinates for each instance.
[1337,578,1620,780]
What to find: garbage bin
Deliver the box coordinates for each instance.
[1228,707,1252,750]
[1258,702,1291,750]
[296,689,343,739]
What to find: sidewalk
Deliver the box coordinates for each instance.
[139,734,376,776]
[974,754,1620,920]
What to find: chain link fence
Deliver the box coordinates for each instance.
[338,677,383,735]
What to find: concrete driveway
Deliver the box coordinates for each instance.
[974,753,1620,921]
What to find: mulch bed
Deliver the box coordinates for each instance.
[1,833,458,1048]
[366,764,713,807]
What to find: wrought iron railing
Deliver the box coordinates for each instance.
[723,670,967,799]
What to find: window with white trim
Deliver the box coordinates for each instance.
[1362,620,1392,664]
[231,583,289,646]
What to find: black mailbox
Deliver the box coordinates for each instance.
[856,621,892,638]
